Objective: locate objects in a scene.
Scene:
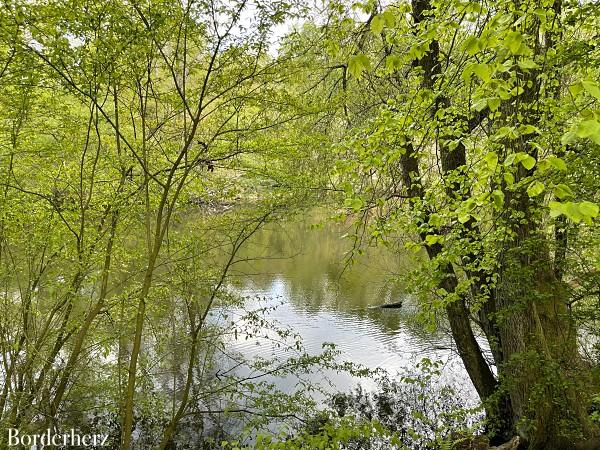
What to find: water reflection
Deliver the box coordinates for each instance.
[213,211,472,397]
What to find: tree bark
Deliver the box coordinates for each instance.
[409,0,514,440]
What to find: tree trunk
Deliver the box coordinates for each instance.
[409,0,514,440]
[406,0,599,446]
[400,141,512,440]
[494,188,596,448]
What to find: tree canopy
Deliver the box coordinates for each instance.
[0,0,599,449]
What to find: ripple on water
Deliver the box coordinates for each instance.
[212,215,475,400]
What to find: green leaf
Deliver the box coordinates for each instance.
[527,181,545,197]
[473,98,487,111]
[517,59,538,70]
[549,201,564,218]
[464,36,482,55]
[554,184,574,199]
[488,97,501,112]
[425,234,442,245]
[370,14,385,34]
[510,85,525,96]
[565,202,584,223]
[569,81,583,97]
[518,124,539,135]
[575,119,600,145]
[504,31,523,54]
[429,213,442,227]
[344,196,364,211]
[385,55,402,71]
[491,189,504,208]
[561,130,577,146]
[462,64,474,82]
[547,155,567,171]
[382,10,396,27]
[348,53,370,79]
[473,63,491,82]
[484,152,498,168]
[548,201,596,223]
[582,80,600,100]
[457,211,471,223]
[504,153,517,165]
[521,155,536,170]
[495,126,517,141]
[579,201,599,218]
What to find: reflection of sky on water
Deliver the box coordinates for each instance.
[180,213,481,443]
[211,210,477,401]
[213,274,471,400]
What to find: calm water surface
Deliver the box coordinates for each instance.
[209,212,474,400]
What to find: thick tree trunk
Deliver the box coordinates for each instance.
[494,189,596,448]
[409,0,514,440]
[490,0,598,444]
[400,143,513,440]
[406,0,600,446]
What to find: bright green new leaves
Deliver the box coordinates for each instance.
[570,79,600,100]
[574,120,600,145]
[385,55,403,72]
[491,189,505,208]
[565,78,600,145]
[503,31,531,55]
[458,211,471,224]
[549,201,599,224]
[425,234,444,245]
[522,155,536,170]
[537,155,567,172]
[580,201,600,218]
[582,80,600,100]
[484,152,499,169]
[473,64,492,82]
[563,117,600,146]
[348,53,370,79]
[554,184,574,199]
[464,36,485,55]
[370,10,396,34]
[488,97,501,111]
[463,63,492,83]
[517,59,539,71]
[370,14,385,34]
[504,152,536,170]
[527,181,545,197]
[344,196,364,212]
[504,31,522,54]
[370,10,395,34]
[382,10,396,27]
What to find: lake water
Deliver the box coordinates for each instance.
[208,211,475,402]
